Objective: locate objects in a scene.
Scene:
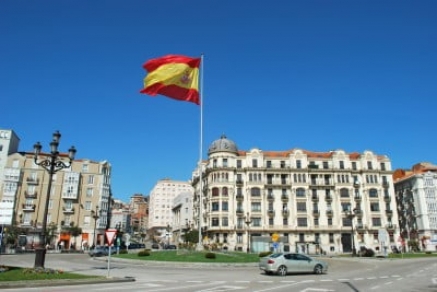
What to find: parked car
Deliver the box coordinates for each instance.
[88,246,116,257]
[259,253,328,276]
[164,244,177,250]
[151,243,160,249]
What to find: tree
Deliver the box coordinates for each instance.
[183,229,199,244]
[68,224,83,249]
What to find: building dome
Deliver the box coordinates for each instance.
[208,134,238,155]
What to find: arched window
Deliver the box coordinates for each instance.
[212,187,219,197]
[340,188,349,197]
[222,187,228,196]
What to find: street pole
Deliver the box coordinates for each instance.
[245,212,251,253]
[33,131,76,268]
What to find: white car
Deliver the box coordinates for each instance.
[259,253,328,276]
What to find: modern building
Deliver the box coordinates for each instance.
[1,150,112,250]
[393,162,437,250]
[147,178,193,244]
[191,135,399,255]
[0,129,20,225]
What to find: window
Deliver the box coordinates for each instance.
[314,218,319,226]
[88,175,94,184]
[222,217,228,226]
[86,188,93,197]
[222,187,228,196]
[251,187,261,197]
[296,160,302,169]
[380,163,386,171]
[252,159,258,168]
[339,161,344,169]
[267,161,272,168]
[352,162,357,170]
[369,189,378,198]
[343,217,352,227]
[329,233,334,243]
[251,202,261,212]
[370,202,380,212]
[297,202,306,212]
[340,188,349,198]
[212,202,219,211]
[372,217,381,226]
[85,201,91,210]
[222,201,228,211]
[212,218,219,226]
[212,187,219,197]
[297,218,307,227]
[367,161,373,170]
[299,233,305,242]
[82,164,89,172]
[237,160,242,168]
[252,217,261,227]
[296,188,306,197]
[268,218,274,225]
[280,161,285,168]
[223,158,228,167]
[323,162,329,169]
[328,218,333,226]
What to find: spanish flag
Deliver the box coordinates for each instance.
[140,55,201,105]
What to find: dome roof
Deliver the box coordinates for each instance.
[208,134,238,155]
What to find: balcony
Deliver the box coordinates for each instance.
[63,207,75,214]
[22,203,36,211]
[382,181,390,188]
[236,179,244,186]
[236,194,244,201]
[267,210,275,217]
[282,209,290,217]
[312,209,320,217]
[236,208,244,216]
[24,191,38,199]
[311,195,319,202]
[386,223,396,230]
[326,210,333,217]
[354,194,362,201]
[325,195,332,202]
[356,223,367,230]
[386,209,393,217]
[267,194,274,201]
[383,195,391,202]
[281,195,289,202]
[26,177,39,184]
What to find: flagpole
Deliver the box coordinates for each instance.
[197,54,204,250]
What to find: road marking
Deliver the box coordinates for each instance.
[353,278,364,281]
[197,286,246,292]
[301,289,334,292]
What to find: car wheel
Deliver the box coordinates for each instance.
[314,264,323,274]
[277,265,287,276]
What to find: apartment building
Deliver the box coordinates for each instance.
[1,151,112,249]
[191,135,399,254]
[147,178,193,243]
[129,194,148,239]
[393,162,437,250]
[171,192,194,245]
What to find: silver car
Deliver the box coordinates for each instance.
[259,253,328,276]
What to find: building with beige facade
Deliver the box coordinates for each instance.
[393,162,437,251]
[191,135,399,255]
[1,150,112,250]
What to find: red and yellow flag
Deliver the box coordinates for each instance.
[140,55,201,105]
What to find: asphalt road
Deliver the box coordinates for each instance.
[1,253,436,292]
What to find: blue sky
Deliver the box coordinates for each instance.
[1,1,436,202]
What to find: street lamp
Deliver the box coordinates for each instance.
[245,212,252,253]
[33,131,76,268]
[92,206,101,249]
[345,208,357,256]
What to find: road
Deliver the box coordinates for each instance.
[1,253,436,292]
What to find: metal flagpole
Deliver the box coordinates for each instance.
[197,54,204,250]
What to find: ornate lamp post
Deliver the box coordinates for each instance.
[345,208,357,256]
[92,206,101,249]
[245,212,252,253]
[33,131,76,268]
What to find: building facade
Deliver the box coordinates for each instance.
[393,162,437,251]
[1,151,112,250]
[192,135,399,255]
[147,178,193,244]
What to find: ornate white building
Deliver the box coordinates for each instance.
[191,135,399,255]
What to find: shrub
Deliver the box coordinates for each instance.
[259,251,272,257]
[359,247,375,257]
[138,250,150,257]
[119,249,128,254]
[205,252,216,259]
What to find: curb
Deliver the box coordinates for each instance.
[0,276,135,289]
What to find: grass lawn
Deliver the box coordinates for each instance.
[0,266,102,282]
[387,252,437,259]
[116,250,261,263]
